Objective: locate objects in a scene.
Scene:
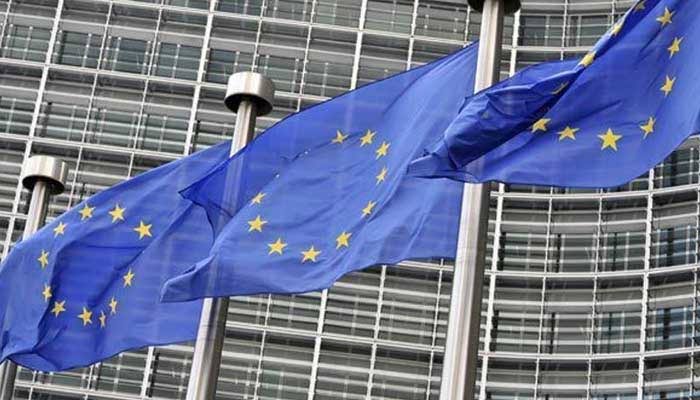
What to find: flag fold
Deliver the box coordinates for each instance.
[408,0,700,188]
[160,44,479,301]
[0,143,229,371]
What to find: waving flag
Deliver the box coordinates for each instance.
[160,44,479,301]
[0,143,228,371]
[408,0,700,188]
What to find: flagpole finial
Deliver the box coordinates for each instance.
[21,155,68,195]
[468,0,521,14]
[225,71,275,117]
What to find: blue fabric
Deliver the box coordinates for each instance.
[408,0,700,188]
[160,44,479,301]
[0,143,229,371]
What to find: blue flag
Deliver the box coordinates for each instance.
[0,143,229,371]
[160,44,479,301]
[408,0,700,188]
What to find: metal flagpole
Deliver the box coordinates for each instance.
[440,0,520,399]
[0,156,68,400]
[186,71,275,400]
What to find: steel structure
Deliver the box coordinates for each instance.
[187,71,275,400]
[441,0,515,399]
[0,0,696,399]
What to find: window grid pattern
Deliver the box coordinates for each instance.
[0,0,698,399]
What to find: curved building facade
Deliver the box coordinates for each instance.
[0,0,696,399]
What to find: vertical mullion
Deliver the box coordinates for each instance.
[0,0,14,50]
[561,0,569,57]
[139,346,156,398]
[479,187,504,400]
[463,3,470,44]
[691,270,699,397]
[132,6,163,152]
[13,0,65,216]
[405,0,418,69]
[637,169,655,400]
[694,185,700,377]
[587,276,597,400]
[1,215,17,259]
[537,197,554,352]
[250,0,266,70]
[509,10,519,77]
[365,265,386,400]
[306,288,327,400]
[533,353,541,400]
[81,33,91,68]
[534,196,553,399]
[426,266,444,400]
[587,196,604,400]
[695,173,700,265]
[295,0,316,109]
[252,295,274,398]
[183,0,216,155]
[350,0,367,90]
[65,1,114,211]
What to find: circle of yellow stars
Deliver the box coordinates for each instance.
[529,4,682,153]
[247,128,393,264]
[38,199,153,329]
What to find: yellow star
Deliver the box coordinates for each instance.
[42,284,52,302]
[640,117,656,138]
[335,232,352,249]
[247,215,267,232]
[375,141,390,159]
[360,130,376,146]
[268,238,287,255]
[598,128,622,151]
[37,250,49,269]
[53,222,67,237]
[109,297,118,315]
[578,51,595,68]
[551,82,569,95]
[332,130,349,144]
[656,7,673,27]
[660,75,675,97]
[668,37,682,58]
[109,204,126,223]
[634,0,645,11]
[558,126,579,141]
[376,167,388,184]
[79,203,94,220]
[610,19,624,36]
[251,192,265,205]
[362,200,376,217]
[301,246,321,263]
[51,300,66,317]
[531,118,551,133]
[133,220,152,239]
[99,311,107,328]
[123,269,135,287]
[78,307,92,326]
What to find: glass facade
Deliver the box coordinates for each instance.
[0,0,698,399]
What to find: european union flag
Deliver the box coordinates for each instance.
[409,0,700,188]
[160,44,479,301]
[0,143,229,370]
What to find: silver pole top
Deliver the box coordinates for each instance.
[469,0,521,14]
[21,155,68,195]
[224,72,275,116]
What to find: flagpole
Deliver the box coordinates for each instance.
[186,71,274,400]
[440,0,520,399]
[0,156,67,400]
